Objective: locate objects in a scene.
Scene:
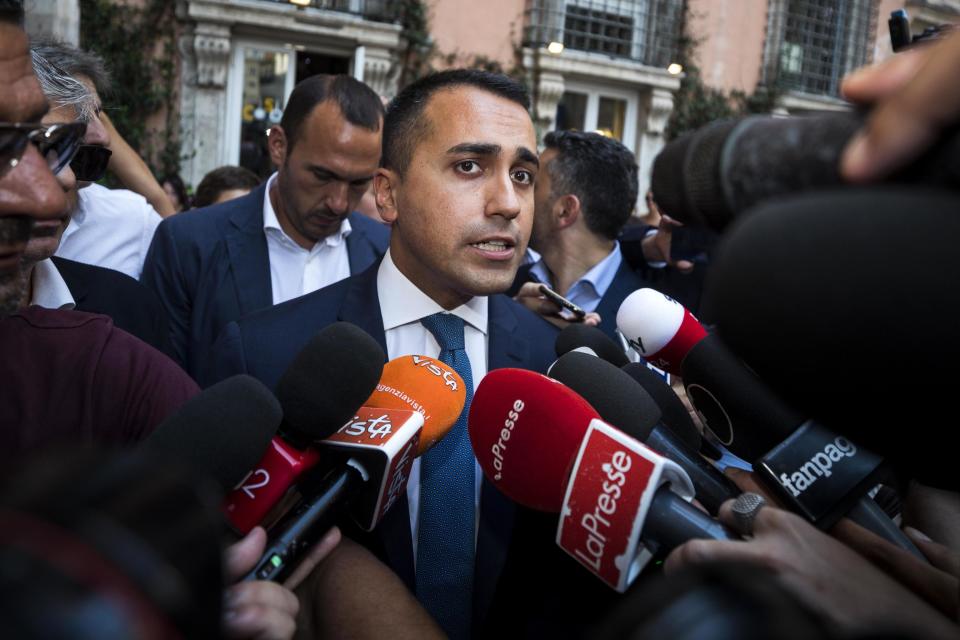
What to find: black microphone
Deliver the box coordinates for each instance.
[139,374,282,491]
[549,352,738,515]
[651,113,960,232]
[617,288,926,558]
[556,323,630,368]
[223,322,386,534]
[554,323,701,453]
[702,188,960,490]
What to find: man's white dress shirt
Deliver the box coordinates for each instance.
[262,173,352,305]
[29,258,75,310]
[377,249,486,558]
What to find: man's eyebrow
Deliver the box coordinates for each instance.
[447,143,540,169]
[307,163,374,183]
[516,146,539,168]
[446,142,501,157]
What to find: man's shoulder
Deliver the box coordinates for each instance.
[52,256,141,287]
[161,190,261,238]
[6,306,114,333]
[238,273,354,336]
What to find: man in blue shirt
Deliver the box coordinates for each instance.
[514,130,647,340]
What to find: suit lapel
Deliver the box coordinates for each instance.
[225,186,273,317]
[345,213,377,276]
[594,262,644,340]
[337,263,416,586]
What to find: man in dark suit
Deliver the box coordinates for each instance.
[207,70,582,638]
[512,130,648,341]
[141,75,390,379]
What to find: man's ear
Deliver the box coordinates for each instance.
[267,126,288,168]
[374,168,400,225]
[555,194,581,230]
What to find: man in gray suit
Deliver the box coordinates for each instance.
[141,74,390,379]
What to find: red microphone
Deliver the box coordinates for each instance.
[469,369,730,592]
[224,323,385,534]
[244,355,465,582]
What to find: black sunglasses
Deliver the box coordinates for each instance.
[70,145,113,182]
[0,121,87,180]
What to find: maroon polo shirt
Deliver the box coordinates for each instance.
[0,307,199,456]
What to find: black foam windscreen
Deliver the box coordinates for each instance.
[275,322,386,441]
[621,363,701,451]
[555,323,630,367]
[652,113,960,232]
[140,374,280,490]
[703,187,960,488]
[549,351,662,441]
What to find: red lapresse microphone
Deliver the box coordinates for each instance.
[224,323,385,535]
[245,354,464,582]
[469,369,732,592]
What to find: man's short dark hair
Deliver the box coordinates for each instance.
[543,130,638,240]
[279,74,384,153]
[0,0,23,25]
[30,40,111,95]
[382,69,531,176]
[193,166,261,209]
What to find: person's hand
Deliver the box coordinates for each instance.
[513,282,601,329]
[640,214,695,273]
[666,501,960,638]
[223,525,341,640]
[841,31,960,182]
[832,519,959,620]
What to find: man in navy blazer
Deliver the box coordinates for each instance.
[512,130,652,342]
[141,75,390,379]
[204,71,619,638]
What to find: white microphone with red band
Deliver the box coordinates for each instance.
[615,289,926,560]
[245,354,464,582]
[616,289,706,375]
[468,368,734,592]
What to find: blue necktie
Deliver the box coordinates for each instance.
[416,312,475,639]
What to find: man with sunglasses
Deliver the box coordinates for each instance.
[9,46,170,353]
[31,40,165,281]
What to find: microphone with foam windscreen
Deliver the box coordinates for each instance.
[140,374,281,491]
[555,324,701,452]
[617,287,925,558]
[469,369,734,592]
[223,323,386,534]
[244,354,465,582]
[555,323,630,368]
[650,113,960,233]
[549,352,737,515]
[701,188,960,490]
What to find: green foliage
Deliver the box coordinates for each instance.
[79,0,180,178]
[665,10,780,141]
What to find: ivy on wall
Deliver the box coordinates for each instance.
[666,6,780,141]
[79,0,180,179]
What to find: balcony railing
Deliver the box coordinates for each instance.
[524,0,683,67]
[252,0,397,23]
